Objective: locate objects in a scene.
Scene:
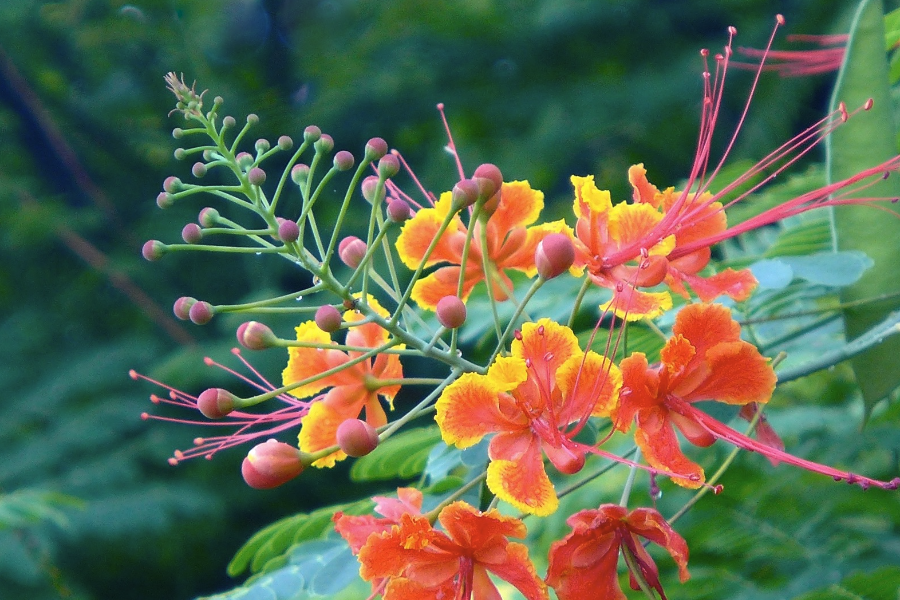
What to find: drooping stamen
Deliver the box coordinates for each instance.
[735,33,847,77]
[132,348,311,463]
[436,103,466,180]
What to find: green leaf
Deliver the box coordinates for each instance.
[791,566,900,600]
[350,426,442,482]
[827,0,900,420]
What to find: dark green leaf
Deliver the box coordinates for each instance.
[350,426,442,482]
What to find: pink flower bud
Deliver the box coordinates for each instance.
[189,301,214,325]
[181,223,203,244]
[196,388,237,419]
[436,295,467,329]
[339,236,367,269]
[315,305,342,333]
[473,163,503,199]
[237,321,277,350]
[315,134,334,153]
[535,233,575,279]
[377,154,400,178]
[365,137,388,161]
[333,150,355,171]
[387,199,410,222]
[191,162,207,178]
[242,440,304,489]
[361,176,385,204]
[246,114,259,125]
[291,164,310,186]
[277,135,293,151]
[336,419,379,457]
[255,138,270,153]
[248,167,266,186]
[236,152,254,170]
[451,179,480,209]
[141,240,165,261]
[304,125,321,142]
[278,219,300,243]
[198,207,219,227]
[163,176,182,193]
[156,192,174,209]
[173,296,196,320]
[223,116,236,129]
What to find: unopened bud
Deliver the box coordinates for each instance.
[163,176,182,193]
[277,135,293,151]
[192,162,207,178]
[377,155,400,178]
[315,305,343,333]
[222,115,236,129]
[246,113,259,125]
[237,321,277,350]
[535,233,575,279]
[333,150,355,171]
[304,125,321,142]
[364,137,388,161]
[173,148,187,160]
[473,163,503,200]
[142,240,165,261]
[315,134,334,153]
[255,138,270,153]
[248,167,266,186]
[182,223,203,244]
[291,164,310,186]
[451,179,480,209]
[339,236,367,269]
[197,387,237,419]
[242,440,305,489]
[156,192,174,209]
[198,207,219,227]
[436,295,467,329]
[173,296,197,320]
[236,152,254,170]
[277,219,300,243]
[189,301,214,325]
[387,199,410,222]
[337,419,379,457]
[361,176,385,204]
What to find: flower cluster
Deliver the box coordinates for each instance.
[134,14,900,600]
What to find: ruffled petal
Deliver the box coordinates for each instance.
[358,513,451,581]
[486,439,558,516]
[546,526,626,600]
[436,372,520,448]
[555,350,622,420]
[485,356,528,391]
[499,219,572,274]
[282,322,355,398]
[624,508,690,583]
[599,286,672,321]
[676,267,758,303]
[439,502,527,549]
[395,191,465,270]
[681,340,776,405]
[614,352,659,433]
[298,400,350,467]
[634,406,704,488]
[512,319,581,375]
[383,577,454,600]
[489,181,544,235]
[571,175,612,219]
[608,202,675,256]
[628,163,662,207]
[480,543,549,600]
[411,266,481,310]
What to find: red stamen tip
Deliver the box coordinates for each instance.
[129,369,138,379]
[839,102,849,122]
[700,48,709,57]
[175,450,185,459]
[150,395,162,404]
[203,357,214,365]
[168,457,178,466]
[728,26,737,35]
[193,438,204,446]
[864,98,874,110]
[140,412,150,420]
[713,484,724,495]
[776,14,785,26]
[436,102,445,110]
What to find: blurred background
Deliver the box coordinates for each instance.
[2,1,897,599]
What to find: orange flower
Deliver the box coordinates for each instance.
[334,487,424,554]
[613,303,775,487]
[395,181,568,309]
[357,501,548,600]
[546,504,689,600]
[435,319,621,515]
[282,296,403,467]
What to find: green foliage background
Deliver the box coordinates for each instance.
[0,0,897,599]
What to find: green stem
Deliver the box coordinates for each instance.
[567,278,593,328]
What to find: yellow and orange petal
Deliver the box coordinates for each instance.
[486,442,558,516]
[477,543,549,600]
[438,501,528,547]
[409,266,480,310]
[282,321,353,398]
[571,175,613,219]
[511,319,581,374]
[676,268,758,303]
[624,508,690,583]
[608,202,675,257]
[485,356,528,391]
[435,370,521,448]
[488,181,544,235]
[555,350,622,419]
[633,406,704,488]
[500,219,573,275]
[395,191,465,270]
[600,287,673,321]
[628,163,662,208]
[298,401,349,467]
[358,513,443,582]
[680,340,776,405]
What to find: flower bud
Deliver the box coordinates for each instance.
[473,163,503,200]
[198,207,219,227]
[163,176,182,193]
[156,192,174,209]
[236,152,254,170]
[222,115,236,129]
[451,179,480,209]
[277,219,300,243]
[535,233,575,280]
[255,138,270,153]
[242,440,305,489]
[277,135,293,151]
[333,150,355,171]
[386,199,411,222]
[336,419,379,457]
[189,301,214,325]
[141,240,165,261]
[304,125,321,143]
[248,167,266,186]
[173,296,197,320]
[173,148,187,160]
[315,134,334,154]
[181,223,203,244]
[361,176,385,204]
[197,387,237,419]
[191,162,207,178]
[246,113,259,125]
[315,305,342,333]
[377,155,400,179]
[364,137,388,161]
[291,164,310,186]
[237,321,277,350]
[436,295,467,329]
[339,236,367,269]
[172,128,184,139]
